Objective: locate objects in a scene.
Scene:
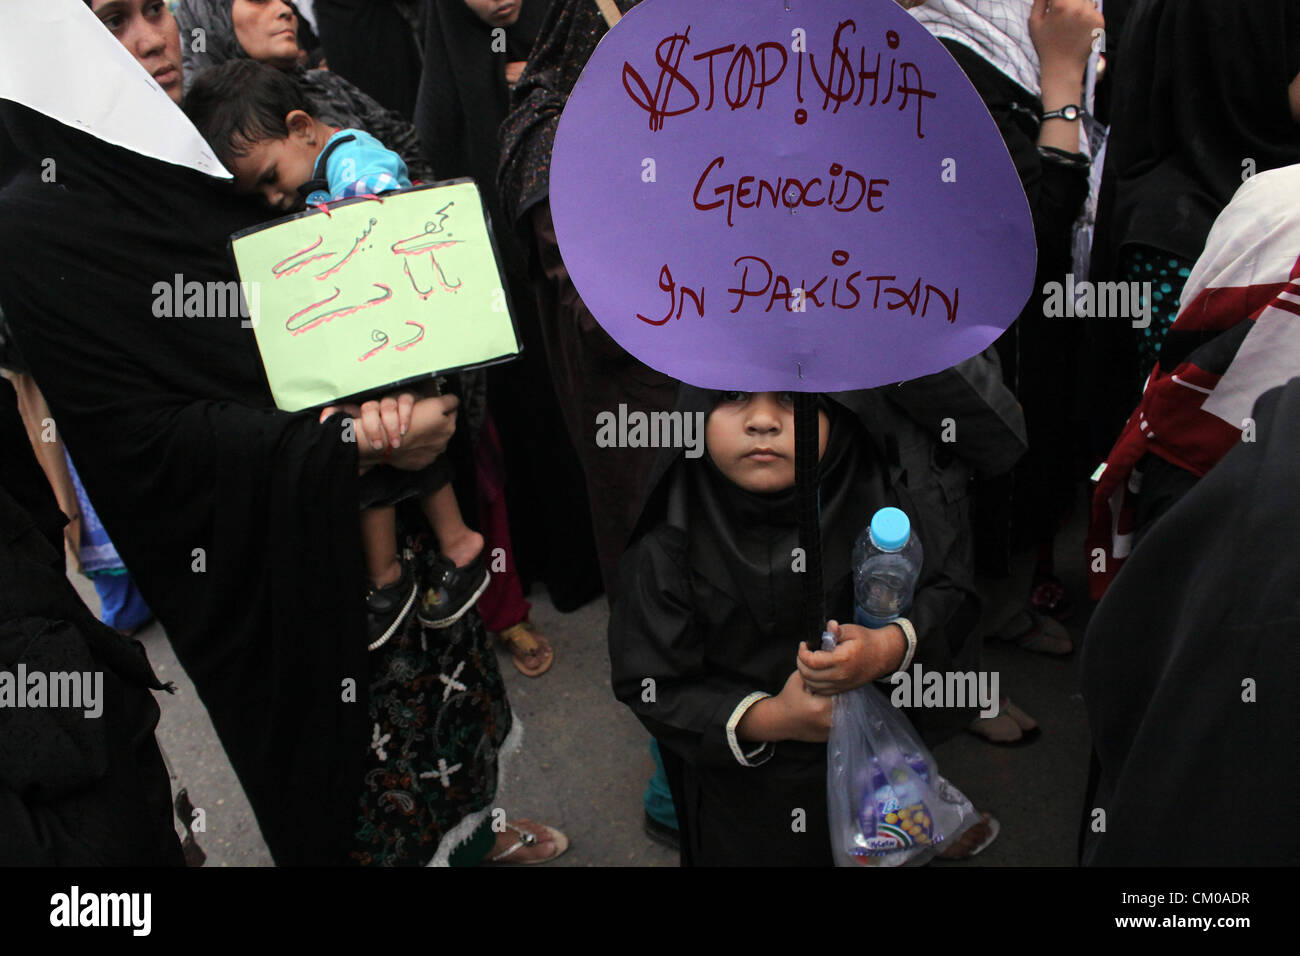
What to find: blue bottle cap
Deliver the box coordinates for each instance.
[868,507,911,551]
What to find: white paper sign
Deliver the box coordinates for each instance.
[0,0,229,178]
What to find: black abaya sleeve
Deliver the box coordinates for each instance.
[1082,380,1300,865]
[0,104,371,865]
[609,526,772,770]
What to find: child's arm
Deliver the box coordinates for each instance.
[734,669,833,744]
[609,527,825,766]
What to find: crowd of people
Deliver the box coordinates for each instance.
[1,0,1297,868]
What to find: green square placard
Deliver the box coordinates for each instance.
[231,180,520,411]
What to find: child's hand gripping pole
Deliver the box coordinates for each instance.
[801,620,910,695]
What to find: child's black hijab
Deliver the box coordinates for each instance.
[629,385,891,643]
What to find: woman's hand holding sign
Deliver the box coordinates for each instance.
[387,393,458,470]
[320,389,458,472]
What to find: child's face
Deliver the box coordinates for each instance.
[464,0,522,28]
[226,111,321,213]
[705,392,830,494]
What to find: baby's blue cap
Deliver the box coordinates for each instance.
[869,507,911,551]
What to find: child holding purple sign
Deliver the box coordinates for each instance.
[609,388,997,865]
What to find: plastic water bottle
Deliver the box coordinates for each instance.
[852,507,923,629]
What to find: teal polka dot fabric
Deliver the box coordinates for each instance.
[1120,245,1194,371]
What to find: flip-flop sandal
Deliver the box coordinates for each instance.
[996,609,1072,656]
[934,813,1001,862]
[485,820,569,865]
[966,697,1042,747]
[1001,698,1041,737]
[498,620,555,677]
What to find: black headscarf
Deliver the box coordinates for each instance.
[0,101,370,865]
[309,0,420,119]
[679,393,866,649]
[175,0,321,79]
[414,0,549,271]
[1093,0,1300,273]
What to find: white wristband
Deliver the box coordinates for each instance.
[726,692,775,767]
[892,618,918,675]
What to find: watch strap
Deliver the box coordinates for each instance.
[1041,105,1082,122]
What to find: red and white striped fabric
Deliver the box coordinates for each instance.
[1087,164,1300,598]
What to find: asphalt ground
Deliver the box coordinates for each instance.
[67,492,1095,867]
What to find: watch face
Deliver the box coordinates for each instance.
[1044,105,1081,122]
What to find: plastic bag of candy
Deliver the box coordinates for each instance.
[825,668,981,866]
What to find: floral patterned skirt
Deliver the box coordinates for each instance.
[350,524,516,866]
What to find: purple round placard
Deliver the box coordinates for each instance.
[551,0,1036,391]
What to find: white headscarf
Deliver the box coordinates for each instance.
[0,0,227,177]
[910,0,1042,97]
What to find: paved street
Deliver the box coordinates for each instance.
[69,494,1094,867]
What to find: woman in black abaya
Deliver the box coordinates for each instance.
[0,12,545,863]
[415,0,604,615]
